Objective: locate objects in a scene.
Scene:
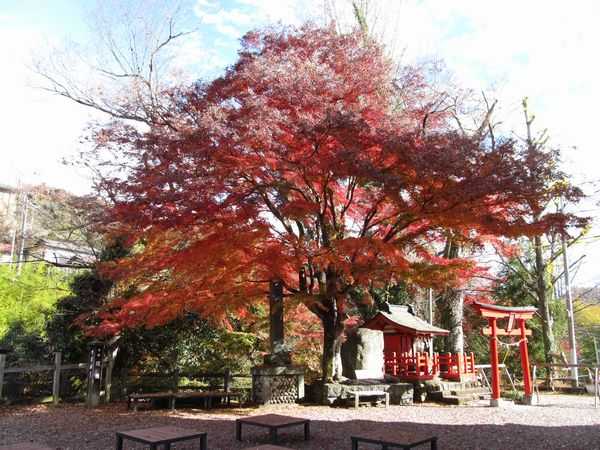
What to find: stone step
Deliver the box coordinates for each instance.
[435,381,482,392]
[439,395,478,406]
[449,388,490,396]
[429,389,490,403]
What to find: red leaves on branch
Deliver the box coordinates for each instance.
[91,24,583,338]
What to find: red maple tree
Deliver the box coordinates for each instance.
[93,25,582,380]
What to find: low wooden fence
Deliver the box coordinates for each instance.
[0,350,252,406]
[0,352,86,404]
[532,363,600,408]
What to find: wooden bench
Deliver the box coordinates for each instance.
[127,391,175,411]
[116,426,207,450]
[0,444,53,450]
[128,390,241,411]
[349,390,389,408]
[242,446,295,450]
[173,390,241,409]
[236,414,310,444]
[351,431,438,450]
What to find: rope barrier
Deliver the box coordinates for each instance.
[490,336,527,347]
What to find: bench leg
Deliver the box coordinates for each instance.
[355,394,359,408]
[236,420,242,440]
[385,392,390,408]
[170,397,176,411]
[351,437,358,450]
[270,427,278,444]
[115,435,123,450]
[304,421,310,440]
[200,434,208,450]
[431,437,438,450]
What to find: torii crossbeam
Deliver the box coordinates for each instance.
[472,302,537,406]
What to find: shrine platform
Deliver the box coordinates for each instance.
[306,379,413,406]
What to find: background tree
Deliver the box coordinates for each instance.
[33,0,195,130]
[490,99,589,366]
[0,263,72,363]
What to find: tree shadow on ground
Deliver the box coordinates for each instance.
[1,403,599,450]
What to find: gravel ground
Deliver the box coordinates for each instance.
[1,395,599,450]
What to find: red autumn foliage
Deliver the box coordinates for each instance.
[92,25,584,380]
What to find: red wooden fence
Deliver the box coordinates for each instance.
[384,351,476,381]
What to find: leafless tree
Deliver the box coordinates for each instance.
[32,0,196,130]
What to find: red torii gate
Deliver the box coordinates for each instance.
[472,302,536,406]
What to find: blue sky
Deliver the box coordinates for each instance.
[1,0,600,285]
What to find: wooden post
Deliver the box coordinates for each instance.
[594,367,600,408]
[489,317,501,406]
[104,346,118,403]
[52,352,62,405]
[0,353,6,401]
[86,343,103,408]
[224,368,231,393]
[518,319,533,403]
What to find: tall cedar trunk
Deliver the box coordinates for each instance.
[438,239,464,353]
[534,234,557,364]
[320,267,345,381]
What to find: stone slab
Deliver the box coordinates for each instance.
[307,381,413,405]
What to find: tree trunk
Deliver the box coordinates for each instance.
[321,313,344,381]
[438,238,464,354]
[438,288,464,353]
[534,235,556,364]
[320,267,345,382]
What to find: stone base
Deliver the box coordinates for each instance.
[490,398,513,407]
[251,365,305,405]
[307,381,413,406]
[521,395,535,405]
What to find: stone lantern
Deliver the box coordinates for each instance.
[251,280,305,404]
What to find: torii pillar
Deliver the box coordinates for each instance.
[472,302,537,406]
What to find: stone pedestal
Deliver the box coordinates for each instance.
[251,365,305,404]
[307,380,413,405]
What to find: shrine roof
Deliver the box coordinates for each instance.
[471,301,537,318]
[363,304,449,336]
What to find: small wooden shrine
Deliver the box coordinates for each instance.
[363,305,448,356]
[363,305,477,381]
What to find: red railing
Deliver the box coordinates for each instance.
[384,352,434,381]
[385,351,476,381]
[436,352,476,381]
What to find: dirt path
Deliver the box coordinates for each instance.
[1,395,598,449]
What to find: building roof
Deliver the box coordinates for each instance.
[25,238,96,267]
[0,184,16,194]
[363,304,449,336]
